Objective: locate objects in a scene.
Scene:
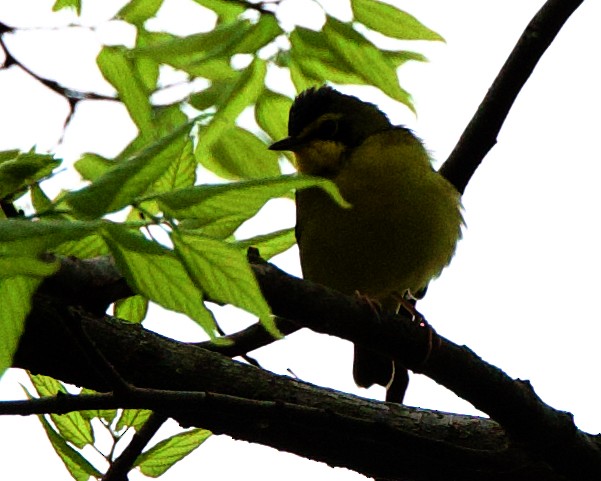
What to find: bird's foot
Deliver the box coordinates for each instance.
[392,295,437,371]
[354,290,383,317]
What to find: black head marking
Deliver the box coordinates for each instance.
[288,86,392,147]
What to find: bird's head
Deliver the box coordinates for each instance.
[269,86,391,177]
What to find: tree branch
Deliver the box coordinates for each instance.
[439,0,584,194]
[102,412,167,481]
[11,256,601,480]
[7,329,566,481]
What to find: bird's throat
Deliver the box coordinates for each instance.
[294,140,347,177]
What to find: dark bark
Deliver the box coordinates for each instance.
[7,293,563,481]
[5,255,600,481]
[439,0,584,194]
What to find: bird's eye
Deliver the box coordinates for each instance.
[315,118,339,140]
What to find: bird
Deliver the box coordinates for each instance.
[269,86,463,402]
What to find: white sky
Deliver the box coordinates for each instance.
[1,1,600,480]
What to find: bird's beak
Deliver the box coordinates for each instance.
[269,136,302,152]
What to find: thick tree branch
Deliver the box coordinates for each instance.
[9,256,601,480]
[439,0,584,194]
[9,299,567,481]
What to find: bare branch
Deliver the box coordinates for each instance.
[439,0,584,194]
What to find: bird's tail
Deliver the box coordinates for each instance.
[353,346,409,403]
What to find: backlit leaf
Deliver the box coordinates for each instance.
[236,227,296,260]
[114,295,149,324]
[36,414,101,481]
[0,276,42,377]
[136,428,211,477]
[199,126,280,180]
[118,0,164,25]
[323,17,414,110]
[74,154,114,183]
[97,46,154,136]
[352,0,444,41]
[66,123,191,219]
[0,256,59,277]
[0,219,101,255]
[102,224,218,336]
[29,374,94,449]
[195,58,266,157]
[158,175,346,239]
[52,0,81,15]
[290,28,365,86]
[255,90,292,141]
[117,409,153,432]
[172,231,275,333]
[31,183,53,213]
[0,152,60,199]
[234,14,283,54]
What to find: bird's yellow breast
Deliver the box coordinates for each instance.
[296,128,462,300]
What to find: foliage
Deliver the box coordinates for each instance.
[0,0,442,478]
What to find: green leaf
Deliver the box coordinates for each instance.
[102,224,219,336]
[134,29,161,92]
[183,57,239,80]
[116,104,190,164]
[195,58,266,154]
[172,231,275,333]
[158,174,346,238]
[384,49,428,68]
[29,374,95,449]
[323,17,414,110]
[0,276,42,377]
[153,138,196,193]
[198,126,280,181]
[79,388,117,424]
[255,90,292,141]
[135,428,211,477]
[192,0,244,22]
[289,28,366,86]
[134,29,239,79]
[36,413,101,481]
[116,408,153,432]
[188,82,229,111]
[97,46,154,136]
[114,295,149,324]
[135,20,251,65]
[31,183,53,213]
[118,0,164,25]
[54,233,110,258]
[0,255,59,277]
[74,153,114,182]
[234,15,283,54]
[0,149,20,164]
[0,219,101,255]
[351,0,444,41]
[0,152,60,199]
[66,123,191,219]
[288,58,322,93]
[52,0,81,15]
[236,227,296,260]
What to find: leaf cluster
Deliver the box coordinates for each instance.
[0,0,444,478]
[24,374,209,479]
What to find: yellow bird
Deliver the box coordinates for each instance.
[269,86,462,402]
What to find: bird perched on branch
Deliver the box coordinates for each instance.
[269,86,462,402]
